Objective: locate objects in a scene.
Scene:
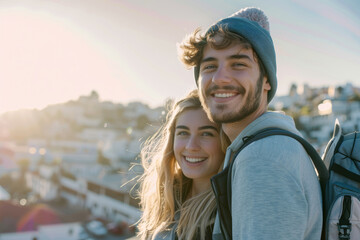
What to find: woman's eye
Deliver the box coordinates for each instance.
[202,132,214,137]
[176,131,188,136]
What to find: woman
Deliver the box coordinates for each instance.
[137,90,229,240]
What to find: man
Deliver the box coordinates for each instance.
[178,7,322,240]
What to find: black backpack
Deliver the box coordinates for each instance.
[210,128,329,240]
[321,120,360,240]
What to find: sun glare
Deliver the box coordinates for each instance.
[0,7,117,114]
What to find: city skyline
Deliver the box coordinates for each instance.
[0,0,359,114]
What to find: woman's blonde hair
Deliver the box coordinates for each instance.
[137,90,229,239]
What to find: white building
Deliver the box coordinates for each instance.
[26,165,59,201]
[86,186,140,224]
[299,97,360,147]
[26,164,141,225]
[81,170,141,224]
[0,222,84,240]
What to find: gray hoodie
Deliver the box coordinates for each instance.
[213,111,322,240]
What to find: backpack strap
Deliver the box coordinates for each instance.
[227,128,329,219]
[211,127,329,240]
[338,195,352,240]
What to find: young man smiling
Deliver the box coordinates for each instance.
[179,7,323,240]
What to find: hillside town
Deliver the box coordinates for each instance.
[270,82,360,150]
[0,82,359,239]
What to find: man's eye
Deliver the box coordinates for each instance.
[233,62,245,67]
[201,64,216,71]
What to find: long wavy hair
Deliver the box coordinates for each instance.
[137,90,229,239]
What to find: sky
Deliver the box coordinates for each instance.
[0,0,359,114]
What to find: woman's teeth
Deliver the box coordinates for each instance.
[185,157,206,163]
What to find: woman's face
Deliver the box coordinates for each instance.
[173,108,224,183]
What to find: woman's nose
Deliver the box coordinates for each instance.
[185,136,200,150]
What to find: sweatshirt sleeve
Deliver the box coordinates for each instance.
[231,138,308,240]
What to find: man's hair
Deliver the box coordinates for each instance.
[179,26,267,83]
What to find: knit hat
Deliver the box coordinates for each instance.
[194,7,277,103]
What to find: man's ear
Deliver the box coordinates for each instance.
[263,76,271,91]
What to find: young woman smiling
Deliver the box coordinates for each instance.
[137,90,229,240]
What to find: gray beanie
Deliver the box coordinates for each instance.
[194,8,277,103]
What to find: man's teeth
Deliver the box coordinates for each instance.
[185,157,206,163]
[214,93,235,98]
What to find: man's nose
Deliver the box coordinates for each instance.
[212,65,231,85]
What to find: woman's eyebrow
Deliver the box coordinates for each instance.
[175,125,189,130]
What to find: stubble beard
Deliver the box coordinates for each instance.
[201,75,264,124]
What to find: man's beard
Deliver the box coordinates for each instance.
[201,74,264,124]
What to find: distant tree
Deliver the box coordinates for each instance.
[349,93,360,102]
[136,114,150,130]
[17,158,30,173]
[90,90,99,100]
[8,159,31,198]
[300,106,311,116]
[337,86,344,97]
[10,179,31,199]
[37,156,46,166]
[289,83,298,96]
[0,174,20,197]
[50,173,60,184]
[268,106,275,111]
[0,174,12,190]
[97,149,111,166]
[51,157,62,166]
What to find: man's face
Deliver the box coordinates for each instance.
[198,42,270,124]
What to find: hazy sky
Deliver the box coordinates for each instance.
[0,0,359,114]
